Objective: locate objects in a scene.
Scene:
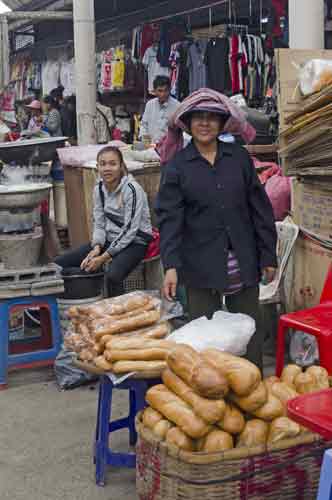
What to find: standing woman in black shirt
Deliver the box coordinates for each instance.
[155,89,277,372]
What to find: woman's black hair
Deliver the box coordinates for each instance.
[97,146,128,176]
[43,95,59,109]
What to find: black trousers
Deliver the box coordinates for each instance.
[186,286,263,372]
[55,242,147,294]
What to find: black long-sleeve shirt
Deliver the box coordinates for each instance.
[155,140,278,291]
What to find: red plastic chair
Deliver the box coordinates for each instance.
[276,265,332,376]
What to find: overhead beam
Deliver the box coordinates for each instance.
[1,10,72,21]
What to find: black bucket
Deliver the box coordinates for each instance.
[60,267,105,300]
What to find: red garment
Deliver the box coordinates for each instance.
[140,24,160,58]
[144,228,160,260]
[230,35,240,94]
[271,0,287,37]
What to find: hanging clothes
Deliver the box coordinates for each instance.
[142,45,170,94]
[205,38,232,93]
[187,39,208,93]
[112,47,125,88]
[42,61,60,95]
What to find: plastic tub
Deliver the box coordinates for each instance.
[60,267,105,300]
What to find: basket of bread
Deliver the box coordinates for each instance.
[64,291,177,378]
[136,344,332,500]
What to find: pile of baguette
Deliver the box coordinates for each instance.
[64,292,174,376]
[142,345,329,453]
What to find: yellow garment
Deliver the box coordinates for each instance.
[112,47,125,89]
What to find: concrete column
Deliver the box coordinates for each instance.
[73,0,97,145]
[289,0,325,49]
[0,18,10,89]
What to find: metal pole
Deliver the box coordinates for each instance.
[73,0,97,145]
[289,0,324,49]
[2,11,73,21]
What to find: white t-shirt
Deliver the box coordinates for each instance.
[142,46,170,93]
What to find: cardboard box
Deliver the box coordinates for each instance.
[292,178,332,241]
[290,234,332,310]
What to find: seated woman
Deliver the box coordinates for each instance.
[55,146,152,294]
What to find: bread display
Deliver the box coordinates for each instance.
[203,349,261,396]
[167,345,229,399]
[140,357,324,455]
[145,384,211,439]
[166,427,195,451]
[64,292,173,377]
[305,366,329,390]
[229,382,268,413]
[294,372,317,394]
[162,368,226,424]
[217,403,245,435]
[268,417,301,444]
[236,420,269,448]
[197,429,234,453]
[281,365,302,389]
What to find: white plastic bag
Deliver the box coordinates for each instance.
[168,311,255,356]
[298,59,332,96]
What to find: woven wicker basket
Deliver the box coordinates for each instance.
[136,413,330,500]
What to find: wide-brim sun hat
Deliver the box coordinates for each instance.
[25,100,42,110]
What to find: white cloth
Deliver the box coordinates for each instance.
[140,96,180,144]
[60,60,76,96]
[142,45,170,93]
[42,61,60,95]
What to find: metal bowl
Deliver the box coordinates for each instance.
[0,183,52,209]
[0,137,67,165]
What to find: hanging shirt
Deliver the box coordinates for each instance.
[205,38,232,93]
[140,96,180,144]
[112,47,125,89]
[42,61,60,95]
[187,40,208,93]
[142,45,170,94]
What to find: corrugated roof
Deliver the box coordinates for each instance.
[2,0,70,10]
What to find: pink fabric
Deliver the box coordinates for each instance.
[265,173,291,222]
[156,88,256,165]
[253,158,281,184]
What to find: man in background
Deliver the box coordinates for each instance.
[140,76,179,145]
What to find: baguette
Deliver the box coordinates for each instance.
[167,344,229,399]
[146,384,211,439]
[119,322,170,339]
[162,368,226,424]
[77,293,150,317]
[93,355,113,371]
[105,337,175,351]
[166,427,195,451]
[111,360,167,374]
[253,393,284,421]
[153,420,173,439]
[217,403,245,435]
[142,407,163,429]
[229,382,268,413]
[107,348,170,362]
[197,428,233,453]
[203,349,261,397]
[236,420,269,448]
[94,310,161,339]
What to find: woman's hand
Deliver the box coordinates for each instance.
[85,252,112,273]
[262,267,277,284]
[163,268,178,301]
[80,245,101,270]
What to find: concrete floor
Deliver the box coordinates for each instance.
[0,368,137,500]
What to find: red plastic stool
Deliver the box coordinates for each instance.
[276,265,332,377]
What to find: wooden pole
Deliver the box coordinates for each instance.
[73,0,96,145]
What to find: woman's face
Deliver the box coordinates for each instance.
[190,111,223,145]
[98,151,122,185]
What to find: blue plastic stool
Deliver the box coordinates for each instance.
[0,295,62,389]
[94,375,159,486]
[317,449,332,500]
